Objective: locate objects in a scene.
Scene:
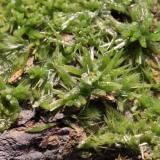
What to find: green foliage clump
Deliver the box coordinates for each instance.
[0,78,30,131]
[105,0,159,48]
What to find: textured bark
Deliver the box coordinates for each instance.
[0,108,84,160]
[0,127,80,160]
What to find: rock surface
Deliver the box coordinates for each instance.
[0,127,80,160]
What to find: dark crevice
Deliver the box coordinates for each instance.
[111,10,132,23]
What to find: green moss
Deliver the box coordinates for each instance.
[0,0,160,158]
